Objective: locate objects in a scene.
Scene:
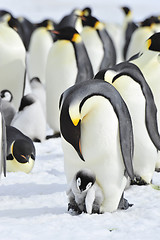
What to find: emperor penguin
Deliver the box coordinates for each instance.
[59,79,134,213]
[95,61,160,185]
[45,27,93,136]
[130,32,160,171]
[57,8,84,33]
[11,93,46,142]
[1,90,16,126]
[6,125,35,173]
[27,19,55,85]
[81,15,116,75]
[67,169,104,214]
[126,15,160,60]
[0,20,26,111]
[121,6,138,60]
[57,7,92,33]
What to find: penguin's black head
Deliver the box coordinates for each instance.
[146,32,160,52]
[11,139,35,164]
[52,27,81,43]
[34,19,55,30]
[1,90,13,102]
[82,7,92,16]
[82,15,98,28]
[140,16,160,27]
[76,170,96,192]
[121,6,130,15]
[81,15,104,31]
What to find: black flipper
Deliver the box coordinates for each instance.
[109,62,160,151]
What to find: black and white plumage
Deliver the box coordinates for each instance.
[0,20,26,111]
[27,19,54,85]
[81,15,116,75]
[6,125,35,173]
[46,27,93,135]
[11,93,46,142]
[67,169,104,214]
[95,61,160,185]
[130,32,160,171]
[60,79,134,212]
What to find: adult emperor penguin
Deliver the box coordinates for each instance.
[81,15,116,75]
[6,125,35,173]
[27,19,55,85]
[130,32,160,171]
[60,79,134,212]
[121,6,138,60]
[1,90,16,126]
[11,93,46,142]
[126,16,160,60]
[45,27,93,136]
[95,61,160,185]
[67,168,104,214]
[0,19,26,111]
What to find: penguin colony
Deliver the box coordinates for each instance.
[0,6,160,214]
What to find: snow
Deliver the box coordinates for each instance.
[0,0,160,239]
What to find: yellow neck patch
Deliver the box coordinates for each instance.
[146,38,152,49]
[72,33,82,43]
[94,21,104,30]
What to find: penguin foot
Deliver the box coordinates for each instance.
[155,168,160,172]
[68,202,82,214]
[131,176,148,186]
[92,204,101,214]
[118,194,133,210]
[46,132,61,139]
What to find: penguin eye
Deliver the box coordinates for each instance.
[86,182,92,190]
[77,177,81,188]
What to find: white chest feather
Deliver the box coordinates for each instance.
[81,27,103,75]
[46,40,78,132]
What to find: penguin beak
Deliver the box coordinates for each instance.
[20,154,29,162]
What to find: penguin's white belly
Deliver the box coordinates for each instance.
[28,28,53,85]
[126,28,153,60]
[81,27,103,75]
[6,158,34,173]
[62,96,127,212]
[0,25,26,111]
[46,41,77,132]
[113,77,157,183]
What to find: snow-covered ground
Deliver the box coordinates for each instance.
[0,0,160,239]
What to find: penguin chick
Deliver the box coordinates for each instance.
[67,169,104,214]
[6,125,35,173]
[11,93,46,142]
[1,90,16,126]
